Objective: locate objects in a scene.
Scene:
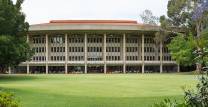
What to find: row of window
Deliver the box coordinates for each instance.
[144,47,155,53]
[33,37,139,44]
[33,47,166,54]
[144,56,155,61]
[69,56,84,61]
[126,56,138,60]
[32,56,46,61]
[126,47,138,52]
[32,37,45,44]
[51,56,65,61]
[158,48,170,53]
[31,56,172,61]
[51,47,65,52]
[87,38,102,43]
[88,47,102,52]
[126,38,138,43]
[106,38,121,43]
[32,36,157,44]
[163,56,172,61]
[144,38,154,44]
[106,56,121,61]
[68,38,84,43]
[69,47,84,52]
[158,56,172,61]
[106,47,120,52]
[32,47,157,53]
[88,57,103,61]
[33,47,45,53]
[163,47,169,53]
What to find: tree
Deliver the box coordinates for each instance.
[158,0,208,73]
[0,35,33,73]
[0,0,33,73]
[192,0,208,72]
[167,33,196,66]
[140,9,159,25]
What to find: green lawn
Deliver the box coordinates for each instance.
[0,73,198,107]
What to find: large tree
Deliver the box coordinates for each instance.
[158,0,208,73]
[0,0,33,73]
[140,9,159,25]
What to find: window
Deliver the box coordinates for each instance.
[107,37,121,43]
[127,38,138,43]
[32,36,45,44]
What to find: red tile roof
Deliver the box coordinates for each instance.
[49,20,138,24]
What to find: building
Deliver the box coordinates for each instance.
[11,20,179,74]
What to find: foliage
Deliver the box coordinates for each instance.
[167,33,196,66]
[192,0,208,21]
[168,29,208,67]
[184,75,208,107]
[0,91,19,107]
[161,0,208,72]
[0,0,33,73]
[166,0,197,34]
[0,35,33,73]
[153,99,187,107]
[140,9,159,25]
[0,0,29,36]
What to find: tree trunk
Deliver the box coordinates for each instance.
[196,63,202,74]
[195,21,202,74]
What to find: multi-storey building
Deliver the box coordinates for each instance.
[11,20,179,74]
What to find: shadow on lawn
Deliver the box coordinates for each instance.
[0,75,38,82]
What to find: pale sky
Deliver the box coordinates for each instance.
[15,0,169,24]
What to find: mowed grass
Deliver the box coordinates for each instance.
[0,73,198,107]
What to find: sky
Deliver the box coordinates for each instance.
[14,0,169,24]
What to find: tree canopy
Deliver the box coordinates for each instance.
[0,0,33,73]
[140,9,159,25]
[158,0,208,72]
[0,0,29,36]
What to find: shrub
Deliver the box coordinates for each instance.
[153,99,188,107]
[0,91,19,107]
[184,75,208,106]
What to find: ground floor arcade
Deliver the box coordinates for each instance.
[10,63,179,74]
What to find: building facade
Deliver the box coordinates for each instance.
[11,20,179,74]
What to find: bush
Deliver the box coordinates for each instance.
[153,99,187,107]
[184,75,208,106]
[0,91,19,107]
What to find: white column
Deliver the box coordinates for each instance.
[65,34,68,74]
[46,64,48,74]
[8,67,11,74]
[123,33,126,74]
[26,34,30,74]
[160,42,163,73]
[46,34,49,74]
[84,33,88,74]
[27,64,29,74]
[177,63,180,73]
[142,34,145,73]
[103,33,107,74]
